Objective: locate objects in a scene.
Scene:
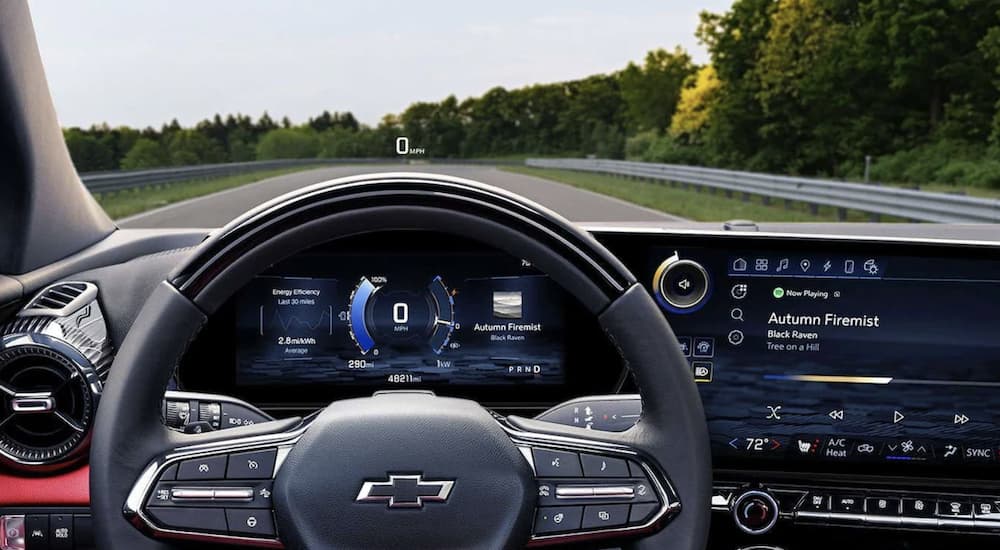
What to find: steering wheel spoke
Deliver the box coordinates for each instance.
[502,415,680,546]
[123,417,305,547]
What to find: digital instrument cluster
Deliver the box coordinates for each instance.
[177,233,624,406]
[234,253,567,388]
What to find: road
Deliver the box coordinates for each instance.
[119,164,681,228]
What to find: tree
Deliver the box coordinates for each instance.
[753,0,858,173]
[256,128,320,159]
[166,129,226,165]
[63,128,115,172]
[669,65,721,142]
[696,0,775,168]
[619,47,696,133]
[120,138,168,169]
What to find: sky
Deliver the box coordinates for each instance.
[28,1,731,129]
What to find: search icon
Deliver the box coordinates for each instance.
[731,308,744,321]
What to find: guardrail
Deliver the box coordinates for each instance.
[79,159,394,194]
[526,158,1000,223]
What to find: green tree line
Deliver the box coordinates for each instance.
[65,0,1000,188]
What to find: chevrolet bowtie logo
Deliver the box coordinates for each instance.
[356,474,455,508]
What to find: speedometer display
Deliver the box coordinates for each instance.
[233,250,568,387]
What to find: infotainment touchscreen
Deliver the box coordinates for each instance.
[651,244,1000,472]
[234,250,568,387]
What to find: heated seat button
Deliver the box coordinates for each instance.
[226,449,277,479]
[582,504,629,529]
[801,492,830,512]
[534,506,583,534]
[147,507,227,533]
[177,455,228,480]
[532,449,583,477]
[902,497,936,518]
[580,454,629,478]
[865,497,900,516]
[226,509,276,537]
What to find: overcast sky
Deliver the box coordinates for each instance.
[28,1,731,129]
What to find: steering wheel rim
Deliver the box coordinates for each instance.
[89,173,711,550]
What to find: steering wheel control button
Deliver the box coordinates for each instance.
[159,463,177,481]
[629,502,659,524]
[580,453,629,477]
[533,506,583,535]
[177,455,228,480]
[582,504,628,529]
[170,487,215,500]
[225,509,276,538]
[592,485,635,498]
[226,448,277,479]
[654,256,710,312]
[532,449,583,477]
[147,507,227,534]
[732,490,778,535]
[213,488,255,501]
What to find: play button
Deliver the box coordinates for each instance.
[893,411,904,424]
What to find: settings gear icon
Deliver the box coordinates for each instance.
[863,259,879,275]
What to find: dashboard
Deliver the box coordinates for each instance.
[5,223,1000,548]
[178,228,1000,481]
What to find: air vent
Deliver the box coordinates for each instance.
[20,282,97,317]
[0,335,101,469]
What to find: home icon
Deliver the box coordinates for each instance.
[732,258,748,272]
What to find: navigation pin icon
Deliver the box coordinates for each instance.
[799,259,811,272]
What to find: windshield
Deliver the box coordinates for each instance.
[29,1,1000,226]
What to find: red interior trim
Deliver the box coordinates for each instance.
[0,465,89,506]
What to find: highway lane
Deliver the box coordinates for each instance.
[118,164,683,228]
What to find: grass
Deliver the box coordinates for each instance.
[504,166,901,222]
[93,165,324,220]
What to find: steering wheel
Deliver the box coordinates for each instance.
[89,173,711,550]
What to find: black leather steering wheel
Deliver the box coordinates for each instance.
[89,173,711,549]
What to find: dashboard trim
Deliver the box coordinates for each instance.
[584,225,1000,249]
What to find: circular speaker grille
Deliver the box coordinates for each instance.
[0,341,98,467]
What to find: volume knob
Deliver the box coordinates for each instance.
[652,255,710,312]
[732,490,778,535]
